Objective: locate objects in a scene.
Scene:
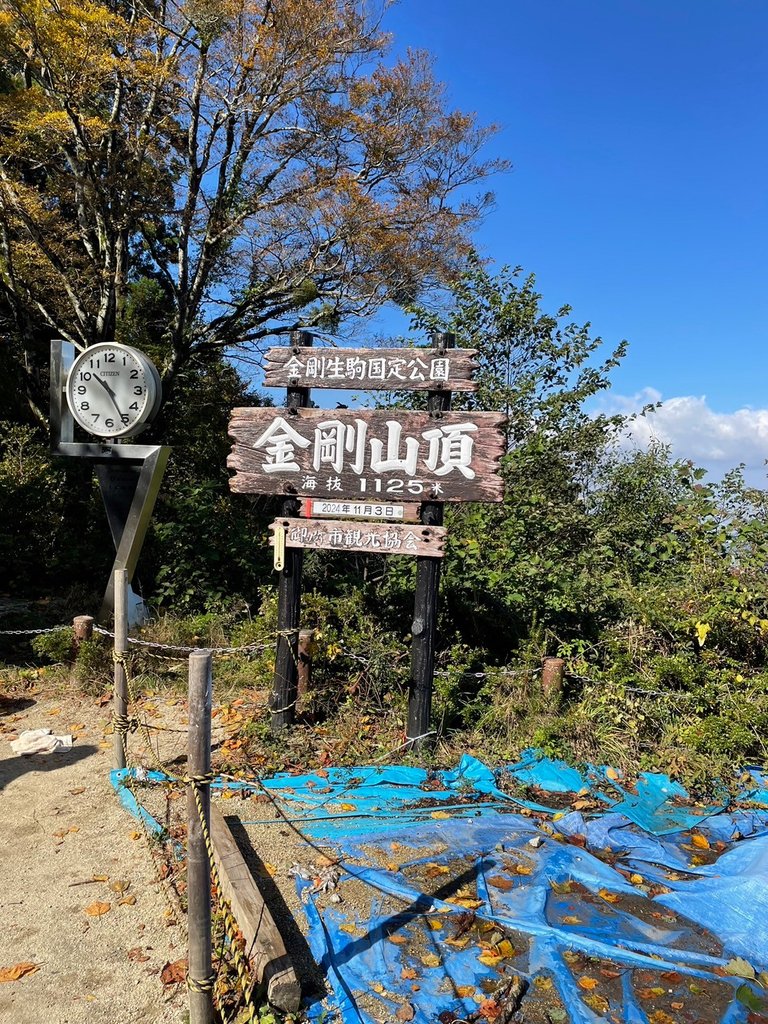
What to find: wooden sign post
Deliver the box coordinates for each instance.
[273,330,311,733]
[410,332,452,749]
[229,334,506,737]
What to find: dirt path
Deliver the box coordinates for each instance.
[0,688,187,1024]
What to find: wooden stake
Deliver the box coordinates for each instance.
[408,332,454,749]
[72,615,93,659]
[187,651,213,1024]
[272,330,312,734]
[297,628,315,705]
[541,657,565,699]
[113,569,128,771]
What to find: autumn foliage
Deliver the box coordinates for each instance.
[0,0,503,407]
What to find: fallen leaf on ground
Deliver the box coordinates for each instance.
[724,958,758,980]
[84,902,111,917]
[584,994,609,1014]
[387,934,407,945]
[477,999,501,1021]
[126,948,149,963]
[160,959,187,986]
[691,834,710,850]
[431,811,451,819]
[577,976,599,991]
[421,953,441,968]
[597,888,620,903]
[486,875,513,891]
[401,968,418,981]
[456,985,475,998]
[110,880,130,894]
[69,787,86,795]
[562,915,582,925]
[477,952,503,967]
[118,895,137,906]
[0,962,40,983]
[396,1003,415,1022]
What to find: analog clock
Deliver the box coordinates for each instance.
[65,343,162,438]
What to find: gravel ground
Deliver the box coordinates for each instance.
[0,687,187,1024]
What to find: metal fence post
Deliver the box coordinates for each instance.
[113,569,128,770]
[187,650,214,1024]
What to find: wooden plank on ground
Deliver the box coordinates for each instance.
[264,346,478,390]
[270,517,447,557]
[209,804,301,1012]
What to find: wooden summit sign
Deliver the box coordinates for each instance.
[264,347,478,391]
[270,518,446,558]
[228,408,507,503]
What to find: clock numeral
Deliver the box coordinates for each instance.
[77,385,86,395]
[81,371,91,380]
[130,370,139,379]
[133,386,143,395]
[104,352,115,363]
[91,414,100,422]
[80,401,89,410]
[105,417,114,428]
[121,415,130,424]
[129,402,139,410]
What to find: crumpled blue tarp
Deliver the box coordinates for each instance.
[110,753,768,1023]
[243,753,768,1024]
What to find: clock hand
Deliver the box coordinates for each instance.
[95,376,124,417]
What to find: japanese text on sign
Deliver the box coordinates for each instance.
[228,409,507,502]
[254,416,476,480]
[263,347,478,391]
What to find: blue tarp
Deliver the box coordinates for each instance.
[248,752,768,1024]
[111,753,768,1022]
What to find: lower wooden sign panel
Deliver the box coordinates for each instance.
[269,518,446,557]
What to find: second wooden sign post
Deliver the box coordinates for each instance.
[409,332,453,748]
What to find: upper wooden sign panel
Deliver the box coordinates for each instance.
[263,347,478,391]
[228,409,507,502]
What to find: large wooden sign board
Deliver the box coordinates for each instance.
[228,408,507,503]
[270,518,446,557]
[264,347,478,391]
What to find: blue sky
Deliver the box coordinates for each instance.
[375,0,768,478]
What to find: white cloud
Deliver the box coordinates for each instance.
[597,389,768,485]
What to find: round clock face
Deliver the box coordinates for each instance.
[65,343,161,438]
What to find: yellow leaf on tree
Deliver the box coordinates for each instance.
[84,901,111,917]
[0,962,40,983]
